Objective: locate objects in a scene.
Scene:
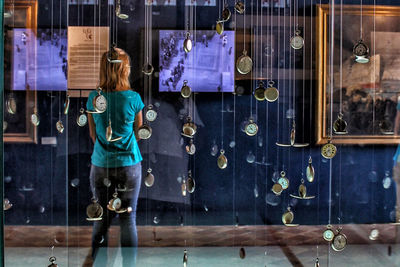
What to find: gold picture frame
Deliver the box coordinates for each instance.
[4,0,37,143]
[316,4,400,144]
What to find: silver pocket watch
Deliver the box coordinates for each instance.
[77,108,88,127]
[145,104,158,122]
[290,30,304,50]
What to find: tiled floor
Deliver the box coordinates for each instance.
[5,244,400,267]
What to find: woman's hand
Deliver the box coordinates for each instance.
[88,113,96,144]
[134,110,143,141]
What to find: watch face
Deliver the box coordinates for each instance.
[217,151,228,169]
[265,86,279,102]
[236,51,253,74]
[138,125,152,139]
[144,171,155,187]
[278,177,289,190]
[271,183,283,195]
[245,121,258,136]
[323,229,334,242]
[112,197,122,210]
[181,84,192,98]
[31,113,40,126]
[216,21,224,35]
[86,202,103,220]
[332,233,347,251]
[56,120,64,133]
[146,109,157,122]
[321,143,337,159]
[77,114,88,127]
[94,95,107,112]
[353,41,368,57]
[290,35,304,49]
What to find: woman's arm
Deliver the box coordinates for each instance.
[134,110,143,142]
[395,111,400,135]
[88,113,96,143]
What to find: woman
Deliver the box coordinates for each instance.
[87,47,144,266]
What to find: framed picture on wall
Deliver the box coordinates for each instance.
[316,4,400,144]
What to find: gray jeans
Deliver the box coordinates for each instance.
[89,163,142,267]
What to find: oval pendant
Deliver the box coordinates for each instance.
[144,168,155,187]
[306,156,315,182]
[217,149,228,169]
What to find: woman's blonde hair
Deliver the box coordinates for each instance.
[99,47,131,91]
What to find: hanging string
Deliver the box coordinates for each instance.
[301,0,306,170]
[232,2,237,248]
[339,0,343,115]
[276,0,282,170]
[249,0,253,118]
[360,0,363,40]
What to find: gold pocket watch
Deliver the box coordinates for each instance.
[306,156,315,183]
[107,192,122,211]
[265,81,279,102]
[245,118,258,136]
[183,249,188,267]
[138,124,152,139]
[181,80,192,98]
[333,113,348,134]
[87,87,107,114]
[331,228,347,252]
[106,120,122,142]
[63,94,70,115]
[290,179,315,199]
[182,116,197,138]
[31,108,40,126]
[185,139,196,155]
[56,120,64,133]
[144,168,155,187]
[116,0,129,19]
[86,198,103,221]
[221,4,231,22]
[282,207,298,226]
[48,256,58,267]
[234,1,245,14]
[353,39,369,64]
[290,30,304,50]
[254,81,266,101]
[145,104,157,122]
[321,139,337,159]
[217,149,228,169]
[77,108,88,127]
[271,183,283,196]
[187,170,195,193]
[107,44,122,64]
[239,247,246,259]
[3,198,12,211]
[181,179,187,196]
[6,94,17,115]
[236,49,253,74]
[183,32,193,53]
[216,21,224,35]
[142,62,154,76]
[277,171,289,190]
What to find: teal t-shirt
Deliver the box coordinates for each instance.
[87,89,145,168]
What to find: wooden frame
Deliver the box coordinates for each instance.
[4,0,37,143]
[316,4,400,144]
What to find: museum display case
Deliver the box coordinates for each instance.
[3,0,400,266]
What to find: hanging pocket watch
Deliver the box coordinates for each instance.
[315,258,320,267]
[239,247,246,259]
[245,118,258,136]
[321,139,337,159]
[181,80,192,98]
[87,87,107,114]
[31,108,40,126]
[116,0,129,19]
[271,183,283,196]
[290,30,304,50]
[6,94,17,115]
[290,179,315,199]
[106,120,122,142]
[236,49,253,74]
[181,179,187,196]
[221,4,231,22]
[323,224,334,242]
[217,149,228,169]
[183,249,188,267]
[48,256,58,267]
[56,120,64,133]
[265,81,279,102]
[107,44,122,64]
[234,1,245,14]
[182,116,197,137]
[187,170,195,193]
[3,198,12,211]
[138,124,152,139]
[353,39,369,63]
[86,198,103,221]
[63,94,70,115]
[278,171,289,190]
[185,139,196,155]
[142,62,154,76]
[254,81,266,101]
[216,21,224,35]
[183,32,193,53]
[331,228,347,252]
[379,117,394,134]
[306,156,315,183]
[144,168,155,187]
[333,113,348,134]
[107,192,122,211]
[77,108,88,127]
[145,104,157,122]
[282,207,298,226]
